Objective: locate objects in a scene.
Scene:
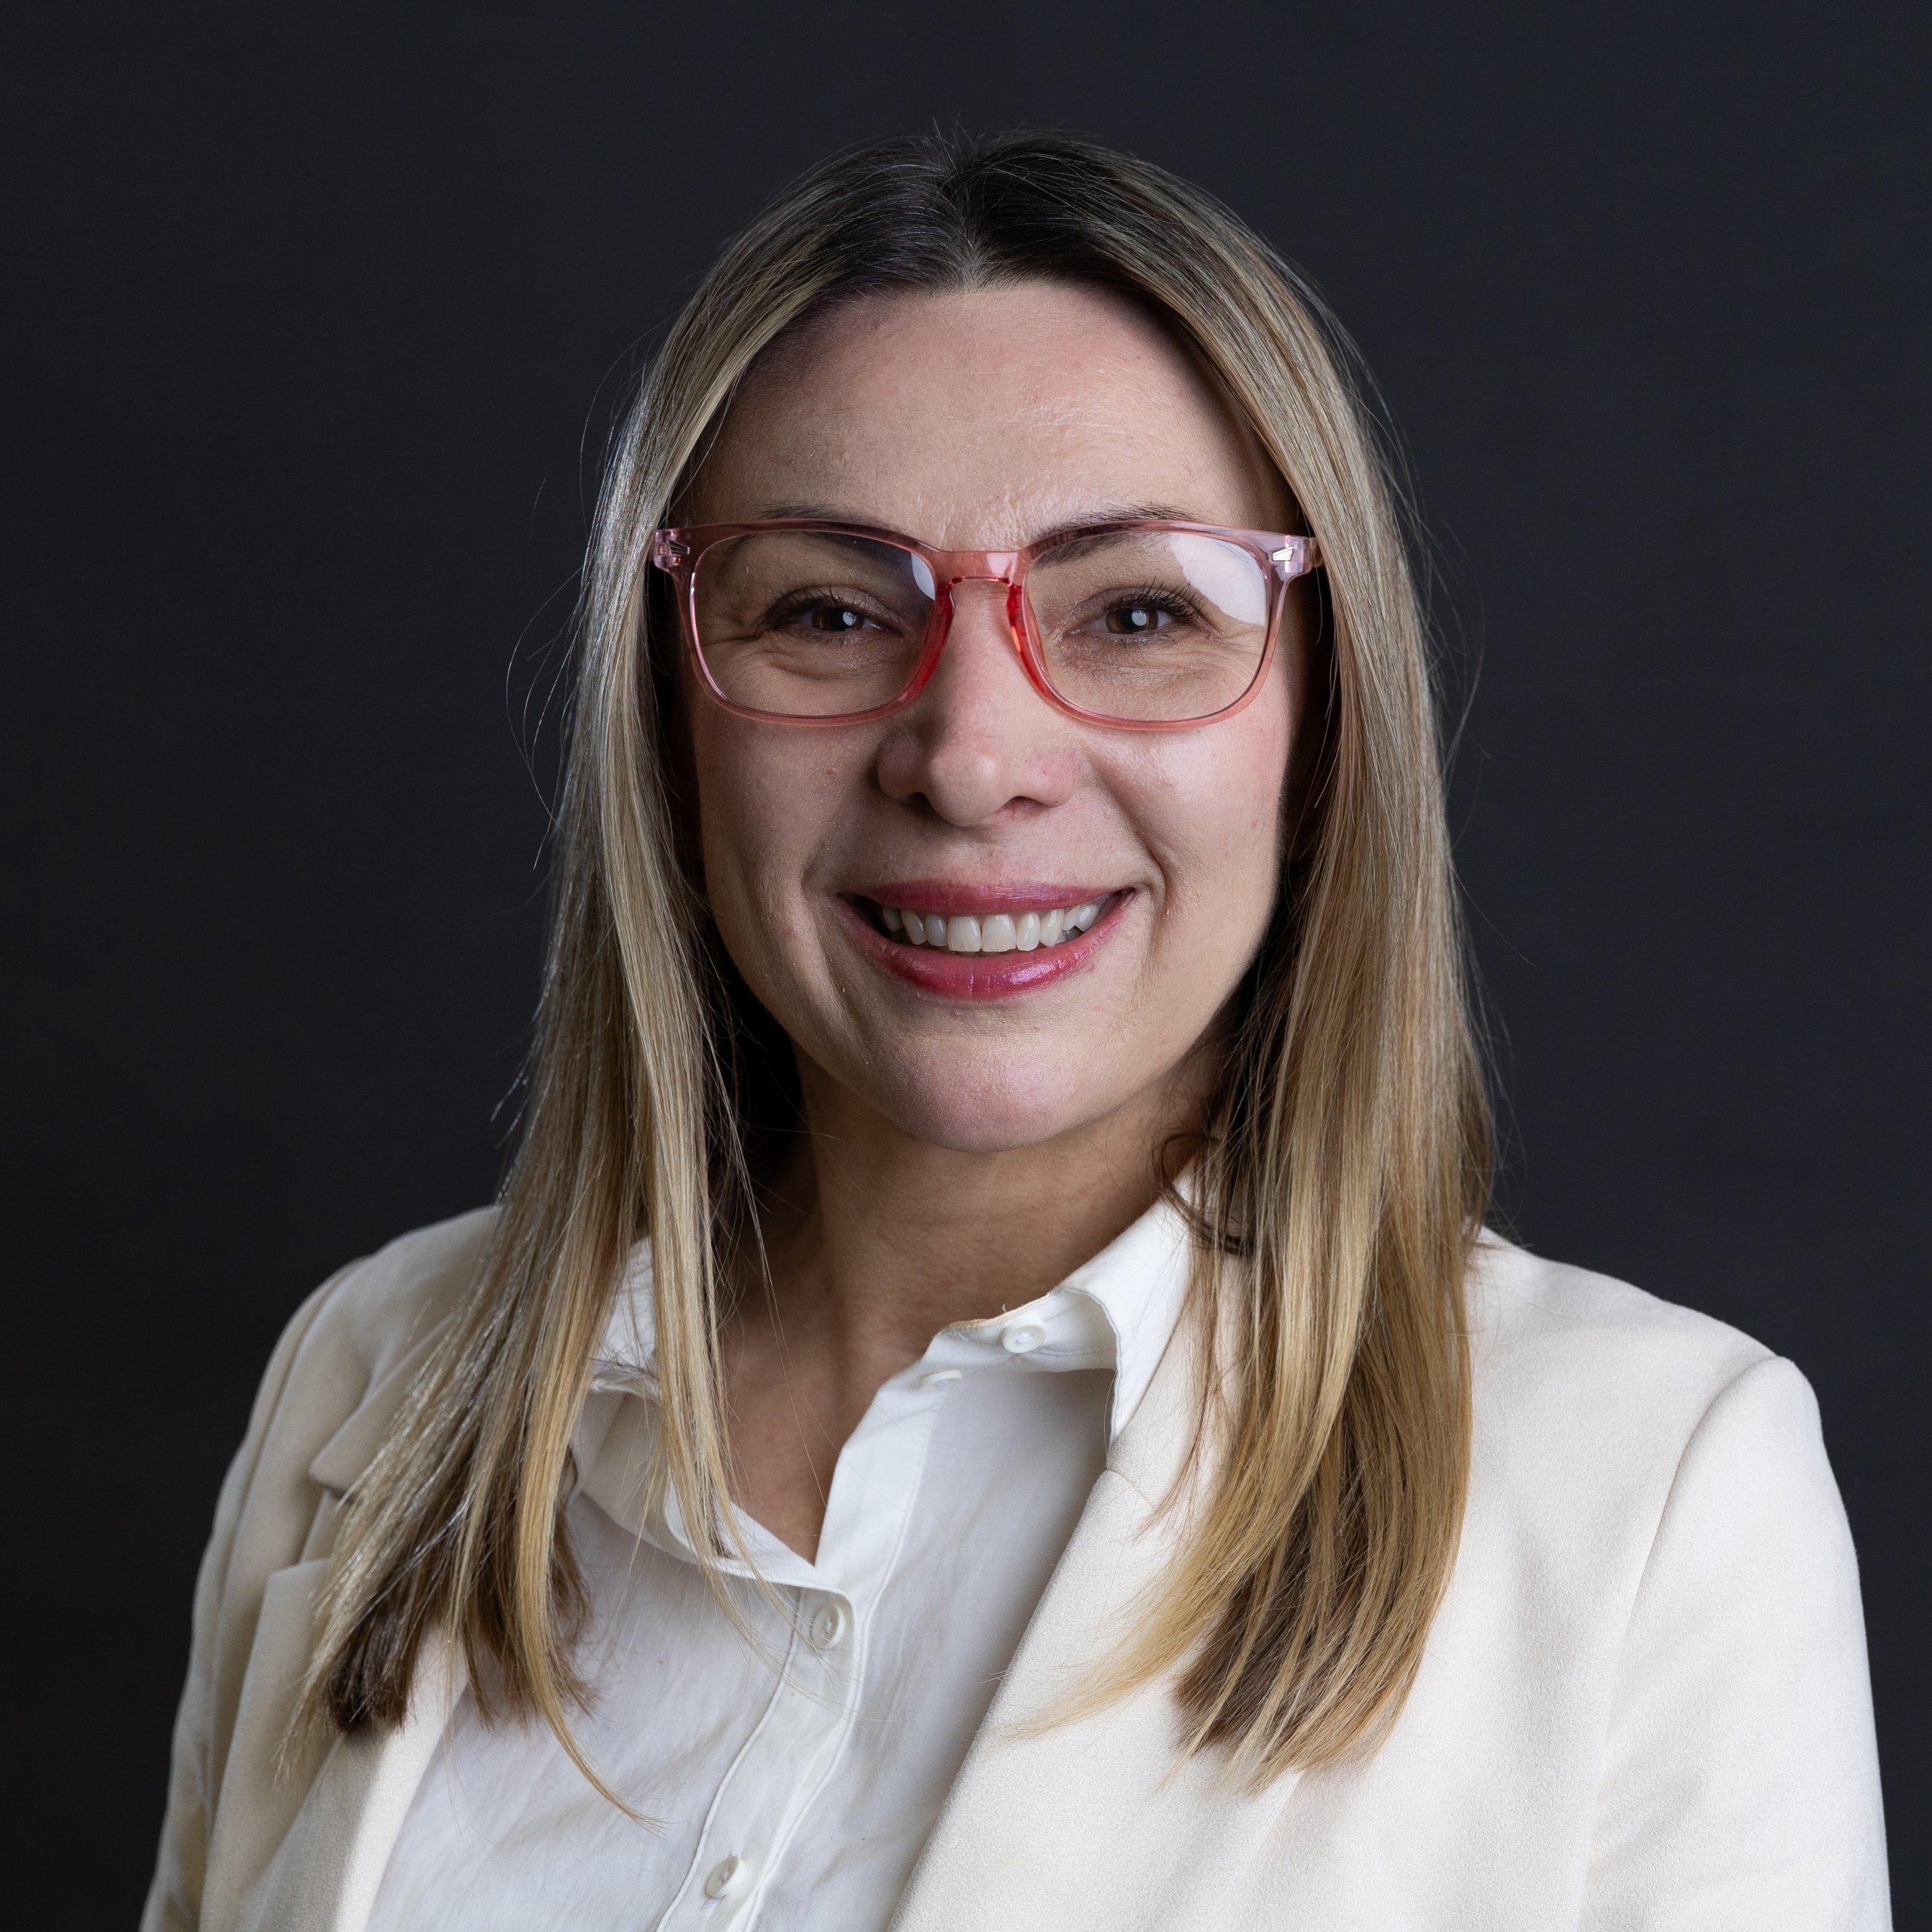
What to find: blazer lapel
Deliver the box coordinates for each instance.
[223,1621,461,1932]
[892,1308,1303,1930]
[202,1321,466,1932]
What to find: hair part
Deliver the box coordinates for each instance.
[296,128,1490,1789]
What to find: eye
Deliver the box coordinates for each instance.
[1090,589,1200,637]
[766,591,888,635]
[805,603,870,632]
[1103,601,1173,635]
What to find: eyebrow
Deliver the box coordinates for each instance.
[745,500,1202,543]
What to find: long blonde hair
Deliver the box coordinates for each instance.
[300,131,1490,1785]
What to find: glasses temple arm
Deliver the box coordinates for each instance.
[1269,536,1321,581]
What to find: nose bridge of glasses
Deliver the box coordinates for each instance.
[912,548,1022,594]
[928,566,1029,662]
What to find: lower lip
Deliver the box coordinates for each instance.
[836,894,1130,1000]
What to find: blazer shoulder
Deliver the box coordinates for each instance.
[305,1205,499,1385]
[1468,1231,1777,1429]
[1457,1234,1825,1595]
[232,1207,499,1521]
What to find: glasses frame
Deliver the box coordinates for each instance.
[649,517,1321,731]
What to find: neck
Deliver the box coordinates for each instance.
[778,1068,1203,1349]
[715,1046,1213,1557]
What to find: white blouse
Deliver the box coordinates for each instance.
[366,1200,1194,1932]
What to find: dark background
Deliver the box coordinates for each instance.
[5,2,1925,1920]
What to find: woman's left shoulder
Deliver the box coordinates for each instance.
[1462,1231,1841,1537]
[1469,1230,1786,1411]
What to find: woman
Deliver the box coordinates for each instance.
[144,133,1888,1930]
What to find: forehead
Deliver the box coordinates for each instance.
[682,281,1285,548]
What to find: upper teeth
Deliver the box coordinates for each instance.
[880,899,1106,953]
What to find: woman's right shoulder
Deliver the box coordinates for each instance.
[291,1207,500,1389]
[234,1207,500,1511]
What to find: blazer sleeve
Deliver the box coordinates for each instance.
[140,1271,348,1932]
[1580,1355,1890,1930]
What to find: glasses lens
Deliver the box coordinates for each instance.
[1027,531,1274,722]
[691,531,934,718]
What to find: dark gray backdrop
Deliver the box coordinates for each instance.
[5,3,1924,1921]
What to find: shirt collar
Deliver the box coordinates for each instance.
[587,1187,1192,1447]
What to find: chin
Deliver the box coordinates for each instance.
[870,1048,1106,1154]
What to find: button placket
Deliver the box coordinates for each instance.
[657,1374,951,1929]
[653,1615,854,1929]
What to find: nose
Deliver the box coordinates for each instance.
[874,577,1076,825]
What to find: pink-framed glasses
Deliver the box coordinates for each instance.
[649,518,1321,730]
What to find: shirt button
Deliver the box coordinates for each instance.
[808,1599,849,1651]
[1001,1319,1048,1355]
[704,1854,750,1899]
[918,1368,962,1391]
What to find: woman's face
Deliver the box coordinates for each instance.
[679,281,1311,1153]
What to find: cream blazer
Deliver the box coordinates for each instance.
[143,1211,1890,1930]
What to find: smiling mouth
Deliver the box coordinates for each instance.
[857,893,1119,955]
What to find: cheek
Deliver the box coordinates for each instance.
[1149,689,1294,934]
[692,720,804,912]
[688,714,868,964]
